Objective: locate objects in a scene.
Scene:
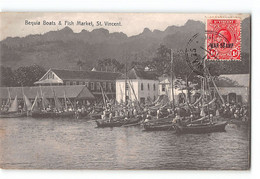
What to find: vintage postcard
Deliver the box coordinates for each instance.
[0,13,250,170]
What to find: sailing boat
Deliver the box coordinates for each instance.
[0,95,26,118]
[95,70,143,128]
[22,86,33,116]
[56,90,75,118]
[31,86,57,118]
[143,48,227,133]
[172,54,228,134]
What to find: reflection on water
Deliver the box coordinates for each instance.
[0,117,250,169]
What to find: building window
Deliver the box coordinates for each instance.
[85,82,89,87]
[90,82,95,90]
[162,84,166,92]
[153,84,156,91]
[66,81,70,86]
[73,81,77,85]
[96,82,101,91]
[108,83,112,91]
[111,83,115,91]
[148,83,150,91]
[48,72,52,79]
[141,83,144,91]
[103,82,106,91]
[52,74,55,79]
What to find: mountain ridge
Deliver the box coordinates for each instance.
[0,18,250,70]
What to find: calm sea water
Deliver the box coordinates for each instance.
[0,117,250,170]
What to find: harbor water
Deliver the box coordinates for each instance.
[0,117,250,169]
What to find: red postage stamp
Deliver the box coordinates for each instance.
[207,19,241,60]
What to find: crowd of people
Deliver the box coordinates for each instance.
[219,103,249,121]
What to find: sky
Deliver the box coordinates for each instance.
[0,13,249,40]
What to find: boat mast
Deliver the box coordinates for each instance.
[170,49,175,108]
[21,86,26,111]
[8,87,11,105]
[64,90,68,110]
[39,85,45,109]
[125,62,127,104]
[205,67,225,105]
[128,78,141,109]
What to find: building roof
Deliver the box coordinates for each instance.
[34,79,63,84]
[0,85,95,99]
[118,68,158,80]
[215,74,250,87]
[51,69,121,81]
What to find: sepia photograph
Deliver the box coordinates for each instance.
[0,13,251,170]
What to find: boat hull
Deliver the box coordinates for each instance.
[0,112,27,118]
[31,111,75,118]
[175,121,228,134]
[96,117,142,128]
[143,123,175,131]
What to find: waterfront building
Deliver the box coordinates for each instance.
[0,85,95,107]
[116,68,159,104]
[34,68,121,101]
[214,74,250,104]
[158,74,191,105]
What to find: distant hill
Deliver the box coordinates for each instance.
[0,18,250,71]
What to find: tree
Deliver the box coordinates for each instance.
[0,66,15,87]
[148,44,171,76]
[148,44,192,78]
[13,64,46,86]
[76,59,85,70]
[97,58,124,72]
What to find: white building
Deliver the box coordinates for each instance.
[158,74,192,105]
[214,74,250,104]
[116,68,159,104]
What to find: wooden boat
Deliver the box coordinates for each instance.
[0,95,27,118]
[96,120,123,128]
[96,116,142,128]
[31,110,56,118]
[143,123,175,131]
[56,111,75,118]
[31,87,78,119]
[77,111,90,119]
[174,121,228,134]
[0,112,27,118]
[89,112,102,120]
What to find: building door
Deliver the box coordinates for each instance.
[228,93,237,104]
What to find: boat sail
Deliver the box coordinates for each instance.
[95,67,144,128]
[52,88,62,111]
[22,87,32,112]
[0,95,27,118]
[31,92,40,112]
[23,94,32,111]
[8,95,18,112]
[172,54,228,134]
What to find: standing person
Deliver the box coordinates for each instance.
[109,112,113,122]
[133,108,137,116]
[167,108,172,115]
[115,110,119,117]
[157,108,160,119]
